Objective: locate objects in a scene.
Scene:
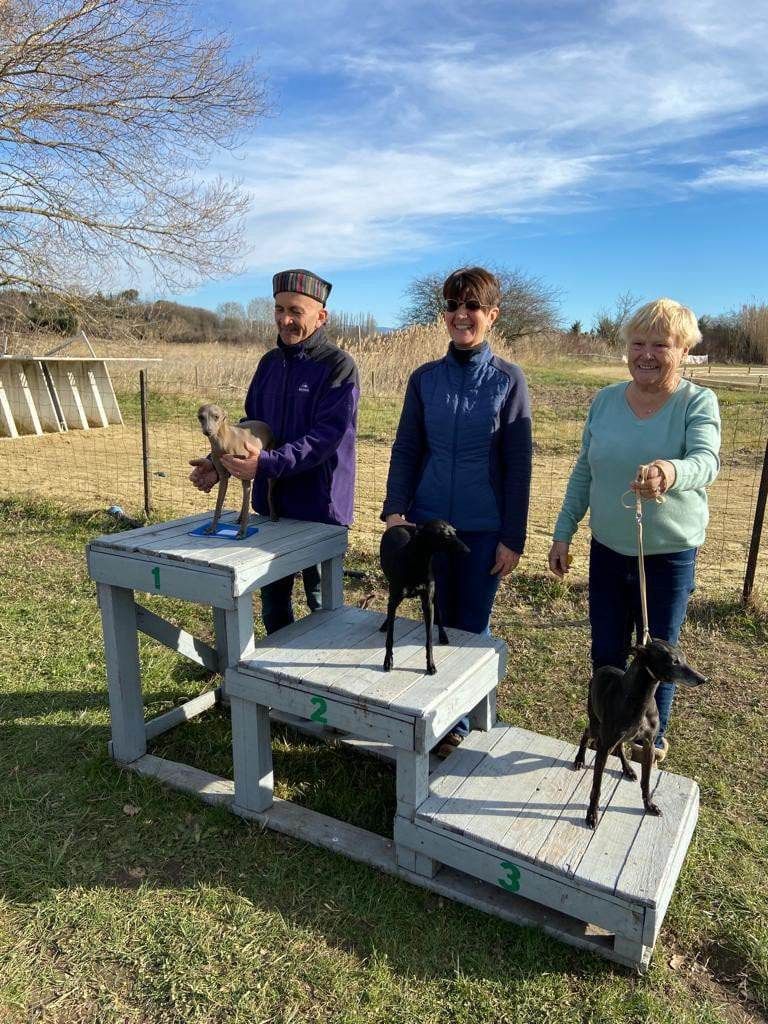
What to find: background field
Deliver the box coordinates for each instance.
[1,333,767,1023]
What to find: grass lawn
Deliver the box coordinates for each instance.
[1,497,766,1024]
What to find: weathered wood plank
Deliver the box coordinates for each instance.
[0,369,19,438]
[396,815,646,942]
[618,770,700,909]
[320,553,345,609]
[97,583,146,764]
[225,667,416,748]
[234,534,349,596]
[355,625,480,708]
[396,748,430,820]
[430,727,554,841]
[574,763,660,900]
[87,548,235,608]
[231,695,273,813]
[533,750,624,877]
[152,516,312,565]
[418,726,512,821]
[483,734,591,862]
[135,604,219,670]
[145,688,219,740]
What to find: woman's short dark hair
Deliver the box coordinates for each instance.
[442,267,501,309]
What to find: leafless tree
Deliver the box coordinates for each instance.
[400,265,562,340]
[592,291,641,349]
[0,0,267,305]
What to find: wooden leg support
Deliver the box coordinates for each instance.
[320,554,344,610]
[613,933,652,972]
[231,696,274,814]
[98,583,146,764]
[468,690,496,732]
[395,749,437,878]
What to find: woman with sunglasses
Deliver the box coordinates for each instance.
[382,266,533,755]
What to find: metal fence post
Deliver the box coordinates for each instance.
[742,437,768,604]
[140,369,152,519]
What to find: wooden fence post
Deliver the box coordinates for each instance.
[743,437,768,604]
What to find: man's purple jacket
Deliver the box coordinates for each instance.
[245,329,359,526]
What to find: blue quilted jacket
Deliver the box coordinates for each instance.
[382,342,532,552]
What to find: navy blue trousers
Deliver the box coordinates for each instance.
[432,531,501,735]
[260,564,322,635]
[589,538,697,745]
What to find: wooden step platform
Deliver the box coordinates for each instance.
[395,724,699,970]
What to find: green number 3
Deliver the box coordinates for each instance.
[498,860,521,893]
[310,696,328,724]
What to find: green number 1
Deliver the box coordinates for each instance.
[151,566,161,590]
[310,696,328,724]
[498,860,521,893]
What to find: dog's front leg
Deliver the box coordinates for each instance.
[586,745,610,828]
[615,742,637,781]
[574,728,590,770]
[641,743,661,816]
[382,592,401,672]
[237,479,251,538]
[420,590,436,675]
[434,585,449,645]
[205,472,229,534]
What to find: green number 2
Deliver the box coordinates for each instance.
[310,696,328,724]
[498,860,521,893]
[151,566,161,590]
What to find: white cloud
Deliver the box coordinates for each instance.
[691,150,768,190]
[215,0,768,271]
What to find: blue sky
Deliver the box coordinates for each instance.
[170,0,768,329]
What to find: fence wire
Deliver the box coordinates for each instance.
[2,364,767,599]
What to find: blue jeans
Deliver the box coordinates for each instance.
[589,538,697,745]
[260,564,322,635]
[432,531,501,735]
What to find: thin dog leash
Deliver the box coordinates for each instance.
[622,464,666,647]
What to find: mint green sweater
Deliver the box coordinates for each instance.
[553,380,721,555]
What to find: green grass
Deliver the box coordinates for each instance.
[1,496,767,1023]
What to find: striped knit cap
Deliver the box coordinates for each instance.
[272,269,332,306]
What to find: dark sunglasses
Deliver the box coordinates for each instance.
[444,299,489,313]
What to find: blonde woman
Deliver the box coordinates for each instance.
[548,299,720,760]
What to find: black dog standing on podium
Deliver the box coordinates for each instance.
[575,638,706,829]
[380,520,470,675]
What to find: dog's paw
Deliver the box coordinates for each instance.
[622,766,638,781]
[438,632,450,646]
[644,801,662,817]
[574,758,584,771]
[426,662,437,675]
[382,657,393,672]
[586,809,598,829]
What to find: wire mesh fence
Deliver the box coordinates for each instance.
[2,341,768,600]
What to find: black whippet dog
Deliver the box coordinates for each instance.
[379,520,469,675]
[574,638,706,829]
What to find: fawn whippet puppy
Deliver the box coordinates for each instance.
[197,403,278,539]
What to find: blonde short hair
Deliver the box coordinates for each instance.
[621,298,702,349]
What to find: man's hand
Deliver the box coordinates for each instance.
[188,457,218,493]
[220,438,263,481]
[385,513,416,529]
[548,540,571,578]
[491,542,520,577]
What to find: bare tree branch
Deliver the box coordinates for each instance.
[0,0,268,297]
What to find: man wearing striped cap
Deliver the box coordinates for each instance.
[190,268,359,633]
